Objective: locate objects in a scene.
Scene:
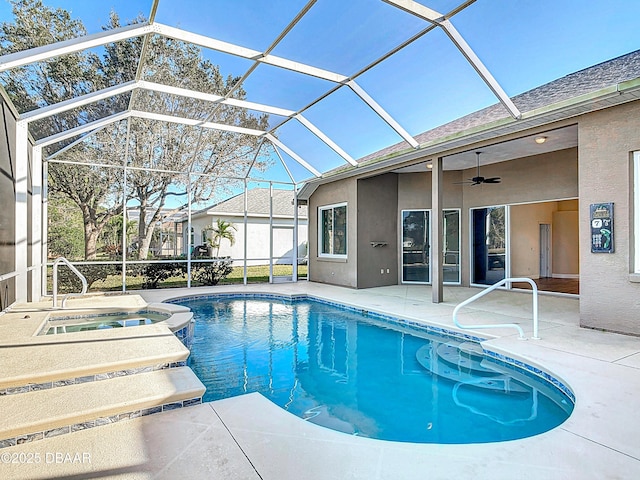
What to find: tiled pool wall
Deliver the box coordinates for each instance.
[0,362,187,397]
[0,395,202,449]
[173,320,195,349]
[171,292,575,404]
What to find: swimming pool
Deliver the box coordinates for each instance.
[180,294,573,444]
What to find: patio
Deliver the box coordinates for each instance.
[2,282,640,479]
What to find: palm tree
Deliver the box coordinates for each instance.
[207,219,236,257]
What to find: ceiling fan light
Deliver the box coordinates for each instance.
[535,136,547,144]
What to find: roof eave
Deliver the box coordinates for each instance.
[297,79,640,200]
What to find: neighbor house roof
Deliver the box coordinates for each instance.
[190,188,308,220]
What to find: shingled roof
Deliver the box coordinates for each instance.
[195,188,308,219]
[358,49,640,164]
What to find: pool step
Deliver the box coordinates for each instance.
[0,367,205,446]
[0,327,190,392]
[435,341,498,376]
[416,342,528,394]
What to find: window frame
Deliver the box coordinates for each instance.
[318,202,347,259]
[634,152,640,273]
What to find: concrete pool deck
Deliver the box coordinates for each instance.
[2,282,640,479]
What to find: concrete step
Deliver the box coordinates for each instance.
[0,367,205,444]
[0,327,190,392]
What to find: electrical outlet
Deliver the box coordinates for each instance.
[380,269,384,274]
[386,268,390,274]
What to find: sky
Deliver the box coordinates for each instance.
[0,0,639,185]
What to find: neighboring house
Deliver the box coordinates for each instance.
[182,188,308,266]
[299,49,640,336]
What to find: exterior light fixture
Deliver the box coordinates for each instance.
[535,136,547,144]
[426,162,433,169]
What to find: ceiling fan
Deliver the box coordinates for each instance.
[456,151,501,186]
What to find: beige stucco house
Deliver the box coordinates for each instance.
[299,49,640,336]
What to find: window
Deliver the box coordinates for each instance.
[319,203,347,257]
[634,152,640,273]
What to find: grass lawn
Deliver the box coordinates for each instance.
[87,264,308,291]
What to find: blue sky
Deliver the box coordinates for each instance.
[1,0,639,183]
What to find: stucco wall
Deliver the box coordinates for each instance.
[356,173,398,288]
[578,101,640,334]
[185,215,308,267]
[308,177,358,287]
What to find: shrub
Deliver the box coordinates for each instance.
[129,262,187,289]
[192,257,233,286]
[54,264,121,293]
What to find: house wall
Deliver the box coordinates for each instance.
[356,173,398,288]
[185,215,308,267]
[307,149,578,289]
[308,177,358,287]
[578,101,640,334]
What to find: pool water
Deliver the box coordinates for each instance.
[42,311,169,335]
[182,296,573,444]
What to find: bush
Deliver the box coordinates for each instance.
[54,264,121,293]
[192,257,233,286]
[129,262,187,289]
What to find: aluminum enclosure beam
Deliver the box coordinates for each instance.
[348,80,419,148]
[0,23,153,72]
[154,23,348,84]
[295,114,357,166]
[36,111,131,148]
[265,133,321,177]
[383,0,521,120]
[20,81,137,123]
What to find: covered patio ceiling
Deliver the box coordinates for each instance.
[0,0,636,184]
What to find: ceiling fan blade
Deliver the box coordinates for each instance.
[483,177,501,184]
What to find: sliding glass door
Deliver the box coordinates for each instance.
[401,209,461,284]
[471,206,506,285]
[402,210,430,283]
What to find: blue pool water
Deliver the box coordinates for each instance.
[180,295,573,444]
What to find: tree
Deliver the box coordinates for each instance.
[207,219,237,257]
[47,191,84,259]
[123,34,270,259]
[0,1,128,259]
[1,2,270,262]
